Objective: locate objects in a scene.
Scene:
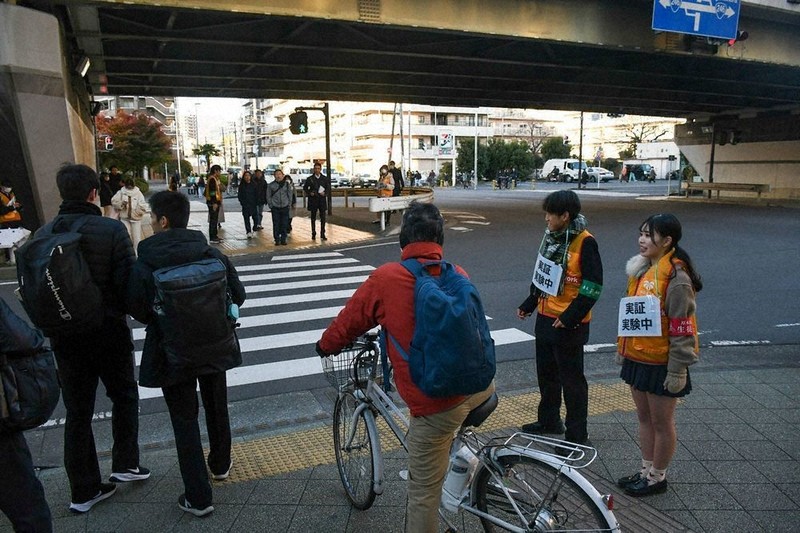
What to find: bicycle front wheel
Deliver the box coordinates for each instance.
[474,454,614,532]
[333,392,377,510]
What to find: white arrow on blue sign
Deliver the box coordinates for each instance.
[652,0,740,40]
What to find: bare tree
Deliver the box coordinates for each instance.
[523,121,551,154]
[617,122,669,159]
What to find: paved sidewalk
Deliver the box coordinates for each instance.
[2,185,800,532]
[3,345,800,532]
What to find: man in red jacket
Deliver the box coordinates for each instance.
[316,202,494,533]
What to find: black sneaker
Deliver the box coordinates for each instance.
[211,460,233,481]
[178,494,214,517]
[625,477,668,497]
[109,466,151,483]
[617,472,644,488]
[521,420,566,434]
[69,483,117,514]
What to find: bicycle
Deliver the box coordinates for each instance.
[321,333,621,532]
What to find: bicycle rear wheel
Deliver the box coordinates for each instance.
[333,392,377,510]
[474,454,614,532]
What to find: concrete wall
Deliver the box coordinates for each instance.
[0,3,96,229]
[679,140,800,200]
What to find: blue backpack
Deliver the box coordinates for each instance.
[388,259,495,398]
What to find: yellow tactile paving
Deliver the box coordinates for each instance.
[217,382,643,484]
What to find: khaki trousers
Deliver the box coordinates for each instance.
[405,383,495,533]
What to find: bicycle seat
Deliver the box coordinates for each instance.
[462,392,498,429]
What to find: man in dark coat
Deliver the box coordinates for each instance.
[38,164,147,514]
[252,169,266,230]
[127,191,245,518]
[302,162,330,240]
[236,171,259,237]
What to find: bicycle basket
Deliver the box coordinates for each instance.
[321,341,380,392]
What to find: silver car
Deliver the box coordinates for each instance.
[585,167,614,183]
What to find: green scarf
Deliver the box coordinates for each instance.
[538,214,588,265]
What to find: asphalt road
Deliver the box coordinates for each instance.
[1,183,798,416]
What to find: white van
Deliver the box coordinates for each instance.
[542,159,586,182]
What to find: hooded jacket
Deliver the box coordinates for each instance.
[127,228,246,388]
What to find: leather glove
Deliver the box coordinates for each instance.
[315,340,330,358]
[615,353,625,366]
[663,371,687,394]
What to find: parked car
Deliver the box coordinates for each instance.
[584,167,614,182]
[336,173,352,187]
[354,173,377,188]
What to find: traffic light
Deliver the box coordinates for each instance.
[104,136,113,151]
[289,111,308,134]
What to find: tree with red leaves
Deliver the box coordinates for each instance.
[96,109,172,178]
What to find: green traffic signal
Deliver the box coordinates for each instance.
[290,111,308,134]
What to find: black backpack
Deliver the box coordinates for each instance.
[152,258,241,373]
[14,218,104,337]
[0,298,60,434]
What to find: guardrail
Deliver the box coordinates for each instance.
[682,181,770,201]
[369,188,434,230]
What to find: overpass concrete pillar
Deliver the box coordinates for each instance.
[0,3,95,229]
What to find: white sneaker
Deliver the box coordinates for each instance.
[246,232,253,238]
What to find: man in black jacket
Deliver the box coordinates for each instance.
[302,162,330,240]
[127,191,246,518]
[43,164,147,513]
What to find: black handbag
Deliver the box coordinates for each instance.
[0,348,60,433]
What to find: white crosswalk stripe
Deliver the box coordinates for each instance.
[131,251,534,400]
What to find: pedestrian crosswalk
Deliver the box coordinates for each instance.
[131,251,535,401]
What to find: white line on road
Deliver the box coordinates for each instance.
[271,252,343,261]
[235,257,357,272]
[710,340,771,346]
[242,289,356,309]
[775,323,800,328]
[238,264,374,282]
[242,275,369,294]
[136,327,536,400]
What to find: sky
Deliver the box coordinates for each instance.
[176,97,248,142]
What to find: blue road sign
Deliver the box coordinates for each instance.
[652,0,740,40]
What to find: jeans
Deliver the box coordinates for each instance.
[0,431,52,532]
[405,384,495,533]
[207,203,220,240]
[255,203,265,228]
[271,207,290,243]
[162,372,231,508]
[535,338,588,442]
[241,204,258,233]
[53,318,140,502]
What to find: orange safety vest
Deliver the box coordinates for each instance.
[377,175,393,197]
[617,250,699,364]
[204,176,221,203]
[0,191,21,224]
[537,230,592,323]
